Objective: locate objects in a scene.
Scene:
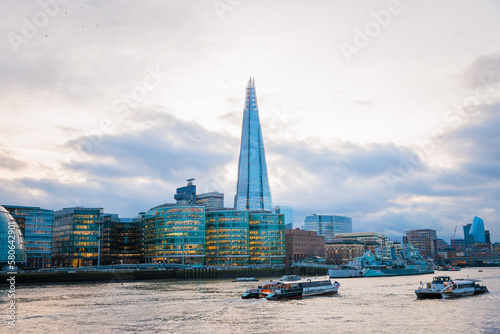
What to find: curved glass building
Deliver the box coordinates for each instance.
[0,205,26,269]
[144,204,206,265]
[470,216,486,243]
[205,210,249,266]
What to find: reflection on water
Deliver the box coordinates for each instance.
[1,267,499,333]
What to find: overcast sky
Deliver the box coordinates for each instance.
[1,0,500,242]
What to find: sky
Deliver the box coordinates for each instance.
[1,0,500,243]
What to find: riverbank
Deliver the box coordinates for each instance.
[0,266,327,286]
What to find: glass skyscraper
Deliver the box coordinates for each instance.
[234,78,273,211]
[469,216,486,243]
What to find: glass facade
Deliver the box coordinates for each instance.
[196,192,224,210]
[52,207,102,267]
[101,214,144,265]
[3,205,53,269]
[249,212,285,265]
[304,214,353,241]
[235,78,273,211]
[205,210,249,266]
[275,206,293,229]
[0,205,26,268]
[144,205,205,266]
[470,216,486,243]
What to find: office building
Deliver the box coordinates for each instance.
[196,192,224,210]
[144,204,205,265]
[205,210,249,266]
[3,205,53,269]
[249,211,285,265]
[174,178,197,205]
[325,239,364,263]
[406,229,438,262]
[52,207,102,267]
[304,214,352,241]
[275,206,293,229]
[0,205,26,269]
[234,78,273,211]
[285,228,325,265]
[101,214,143,265]
[469,216,486,243]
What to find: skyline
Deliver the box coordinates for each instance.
[1,1,500,242]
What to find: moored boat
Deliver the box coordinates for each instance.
[232,277,259,282]
[265,276,340,300]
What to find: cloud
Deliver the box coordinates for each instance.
[0,150,27,171]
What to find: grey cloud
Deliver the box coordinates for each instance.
[0,150,27,171]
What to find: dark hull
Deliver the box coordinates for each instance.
[415,291,443,299]
[266,289,338,300]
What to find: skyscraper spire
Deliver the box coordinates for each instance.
[234,78,273,211]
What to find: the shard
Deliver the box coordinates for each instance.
[234,78,273,211]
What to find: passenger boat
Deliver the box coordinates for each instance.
[265,276,340,300]
[415,276,488,299]
[241,275,302,299]
[438,265,461,271]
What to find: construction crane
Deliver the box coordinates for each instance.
[450,224,462,248]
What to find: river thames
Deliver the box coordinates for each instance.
[1,267,499,333]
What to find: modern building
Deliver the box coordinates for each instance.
[304,214,352,241]
[205,210,249,266]
[485,230,491,244]
[249,211,285,265]
[0,205,26,270]
[406,229,438,262]
[174,178,197,205]
[144,204,205,266]
[52,207,102,267]
[234,78,273,211]
[275,206,293,229]
[196,192,224,210]
[325,239,364,263]
[101,214,143,265]
[469,216,486,243]
[284,228,325,265]
[3,205,53,269]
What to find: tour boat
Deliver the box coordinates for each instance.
[415,276,488,299]
[241,275,302,299]
[265,276,340,300]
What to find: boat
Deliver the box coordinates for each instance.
[265,276,340,300]
[232,277,259,282]
[415,276,489,299]
[415,276,453,299]
[330,248,434,278]
[438,265,461,271]
[241,275,301,299]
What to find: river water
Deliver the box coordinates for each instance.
[1,267,499,333]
